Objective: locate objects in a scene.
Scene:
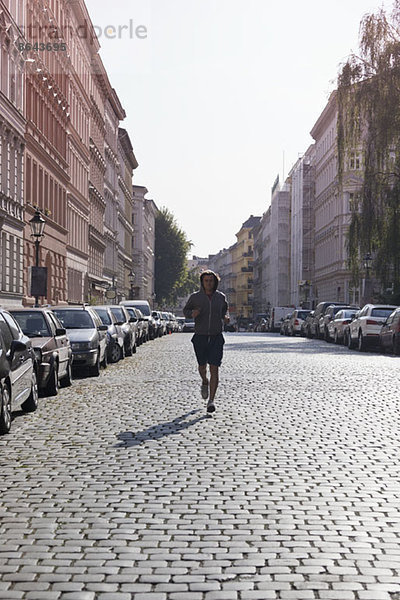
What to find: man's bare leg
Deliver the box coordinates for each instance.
[209,365,219,403]
[198,364,208,385]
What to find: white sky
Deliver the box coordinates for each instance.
[85,0,393,257]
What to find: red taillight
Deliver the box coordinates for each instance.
[366,319,379,325]
[343,320,350,324]
[294,319,299,325]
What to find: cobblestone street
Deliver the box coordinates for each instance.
[1,332,400,600]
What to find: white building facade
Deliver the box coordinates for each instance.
[132,185,157,303]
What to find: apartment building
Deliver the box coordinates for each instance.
[231,215,260,320]
[132,185,157,303]
[289,144,315,308]
[310,91,360,304]
[24,0,69,305]
[0,0,26,305]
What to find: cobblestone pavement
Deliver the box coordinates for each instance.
[1,332,400,600]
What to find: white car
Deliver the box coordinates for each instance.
[347,304,398,351]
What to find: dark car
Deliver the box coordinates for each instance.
[379,307,400,354]
[92,306,125,363]
[108,305,137,356]
[307,301,349,339]
[0,309,39,434]
[10,307,73,396]
[52,306,108,377]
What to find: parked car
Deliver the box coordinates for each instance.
[330,308,358,345]
[379,307,400,354]
[126,306,144,345]
[0,308,38,434]
[151,310,163,337]
[303,310,315,337]
[288,309,311,336]
[176,317,185,332]
[347,304,398,350]
[10,307,73,396]
[269,307,290,332]
[307,301,349,339]
[92,306,125,363]
[280,312,293,335]
[108,305,137,356]
[120,300,155,340]
[182,317,195,332]
[52,306,108,376]
[322,304,359,342]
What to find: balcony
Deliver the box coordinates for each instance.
[242,251,252,257]
[241,266,253,272]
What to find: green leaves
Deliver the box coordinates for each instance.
[338,0,400,294]
[154,207,193,306]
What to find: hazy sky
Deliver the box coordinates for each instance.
[85,0,393,257]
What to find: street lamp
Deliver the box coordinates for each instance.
[29,208,46,306]
[362,252,373,304]
[128,270,135,300]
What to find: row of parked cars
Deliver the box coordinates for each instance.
[0,301,181,435]
[279,301,400,354]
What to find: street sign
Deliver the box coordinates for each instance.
[29,266,47,297]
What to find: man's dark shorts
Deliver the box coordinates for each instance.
[191,333,225,367]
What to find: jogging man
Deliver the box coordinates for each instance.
[183,270,229,413]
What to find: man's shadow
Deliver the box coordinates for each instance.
[115,409,209,447]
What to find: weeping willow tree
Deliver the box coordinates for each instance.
[337,0,400,298]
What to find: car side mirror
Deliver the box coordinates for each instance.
[8,339,27,359]
[129,317,137,323]
[116,321,124,326]
[98,325,108,331]
[55,327,66,336]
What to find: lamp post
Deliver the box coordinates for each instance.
[128,270,135,300]
[363,252,372,304]
[29,209,46,307]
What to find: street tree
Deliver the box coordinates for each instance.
[155,207,192,306]
[337,0,400,299]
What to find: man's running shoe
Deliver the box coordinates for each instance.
[207,401,215,413]
[201,383,209,400]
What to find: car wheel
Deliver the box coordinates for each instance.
[22,370,39,412]
[334,330,339,344]
[46,362,59,397]
[109,343,123,363]
[0,384,12,434]
[324,327,330,342]
[393,336,400,355]
[90,353,100,377]
[358,331,366,351]
[60,360,73,388]
[132,342,137,354]
[125,338,133,356]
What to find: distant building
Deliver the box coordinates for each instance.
[231,215,260,320]
[289,145,315,308]
[132,185,157,303]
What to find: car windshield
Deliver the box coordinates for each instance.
[93,309,112,325]
[53,310,94,329]
[11,312,50,337]
[110,307,126,322]
[371,308,396,318]
[133,304,150,316]
[126,308,135,318]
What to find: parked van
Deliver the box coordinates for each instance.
[120,300,155,340]
[268,307,292,332]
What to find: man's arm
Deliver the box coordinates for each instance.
[222,296,230,323]
[183,295,194,319]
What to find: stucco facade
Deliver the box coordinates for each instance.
[132,185,157,303]
[0,0,26,305]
